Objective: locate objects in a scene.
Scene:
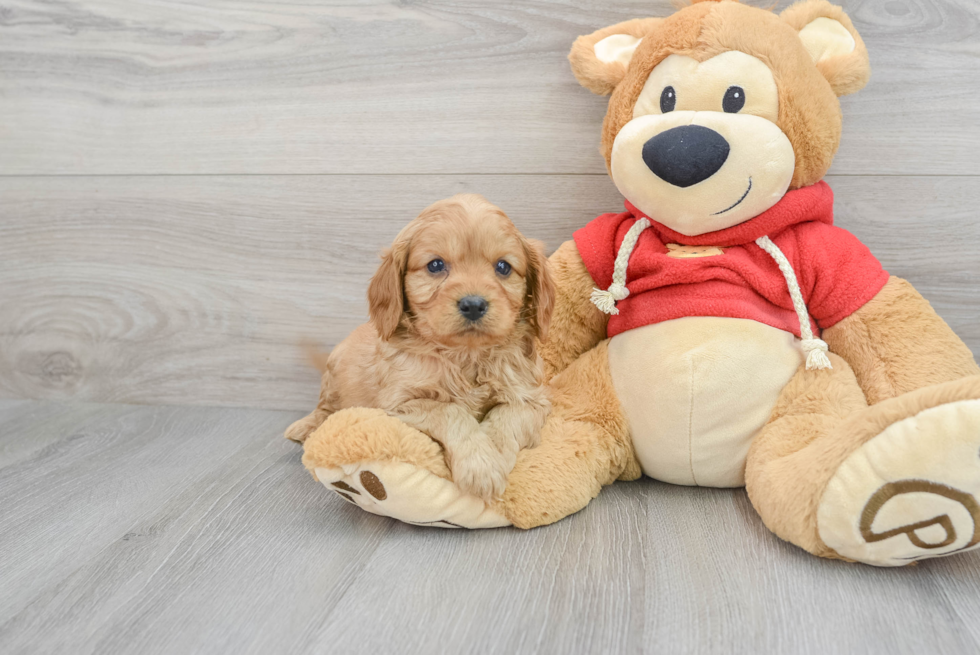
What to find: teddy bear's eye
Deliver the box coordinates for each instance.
[723,86,745,113]
[660,86,676,113]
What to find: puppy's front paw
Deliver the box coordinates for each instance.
[523,429,542,450]
[448,438,509,502]
[284,416,318,443]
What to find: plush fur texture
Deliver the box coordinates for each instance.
[303,407,452,480]
[503,341,641,529]
[289,194,555,500]
[746,368,980,560]
[568,18,664,95]
[823,276,980,405]
[745,353,868,559]
[537,240,609,379]
[780,0,871,97]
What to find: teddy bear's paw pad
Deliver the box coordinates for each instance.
[818,399,980,566]
[313,460,511,530]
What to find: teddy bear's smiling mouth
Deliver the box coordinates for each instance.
[711,177,753,216]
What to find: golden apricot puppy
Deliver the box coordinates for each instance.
[285,194,555,501]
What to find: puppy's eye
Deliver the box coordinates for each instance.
[495,260,512,276]
[427,259,446,273]
[723,86,745,113]
[660,86,676,113]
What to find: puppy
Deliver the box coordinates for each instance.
[285,194,555,501]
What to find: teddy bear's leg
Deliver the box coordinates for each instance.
[745,354,869,559]
[822,277,980,405]
[503,341,641,529]
[814,276,980,565]
[745,352,980,566]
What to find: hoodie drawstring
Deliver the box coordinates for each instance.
[589,223,833,372]
[589,218,650,315]
[754,236,832,370]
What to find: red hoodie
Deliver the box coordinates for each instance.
[573,181,889,339]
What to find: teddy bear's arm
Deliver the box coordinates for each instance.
[503,341,640,529]
[392,399,509,501]
[538,240,610,380]
[822,276,979,405]
[482,394,549,457]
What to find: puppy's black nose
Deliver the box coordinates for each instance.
[458,296,488,322]
[642,125,730,188]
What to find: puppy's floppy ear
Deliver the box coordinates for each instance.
[367,234,410,340]
[568,18,663,96]
[522,238,556,342]
[781,0,870,97]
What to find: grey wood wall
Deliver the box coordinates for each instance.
[1,0,978,411]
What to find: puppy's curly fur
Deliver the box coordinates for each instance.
[285,194,556,500]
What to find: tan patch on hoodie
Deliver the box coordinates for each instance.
[666,243,725,258]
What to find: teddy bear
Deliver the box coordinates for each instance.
[301,0,980,566]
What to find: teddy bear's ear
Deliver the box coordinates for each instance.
[780,0,870,96]
[568,18,663,96]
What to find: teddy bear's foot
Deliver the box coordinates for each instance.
[818,398,980,566]
[312,461,511,529]
[301,408,510,529]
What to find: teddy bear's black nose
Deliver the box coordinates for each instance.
[458,296,489,322]
[642,125,730,188]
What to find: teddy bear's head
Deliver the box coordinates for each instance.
[569,0,870,237]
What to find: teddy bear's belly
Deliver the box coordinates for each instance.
[607,317,804,487]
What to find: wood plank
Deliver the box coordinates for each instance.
[0,402,299,623]
[0,399,30,425]
[0,0,977,175]
[316,482,980,654]
[0,400,135,470]
[0,402,397,655]
[1,174,976,411]
[0,401,978,654]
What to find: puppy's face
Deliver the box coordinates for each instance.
[368,195,554,349]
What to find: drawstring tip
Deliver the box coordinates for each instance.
[590,288,620,315]
[591,283,629,315]
[802,339,832,371]
[806,349,833,371]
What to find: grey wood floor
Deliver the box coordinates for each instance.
[2,0,980,653]
[1,399,979,655]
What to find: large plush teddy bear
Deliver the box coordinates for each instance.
[302,0,980,566]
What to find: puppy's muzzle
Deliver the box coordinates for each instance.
[458,295,489,322]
